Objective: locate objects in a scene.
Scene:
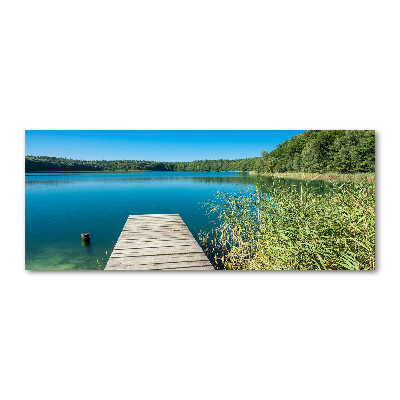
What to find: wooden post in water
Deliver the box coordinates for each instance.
[81,233,90,246]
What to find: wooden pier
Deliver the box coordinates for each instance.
[105,214,214,270]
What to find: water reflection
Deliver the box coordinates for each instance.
[25,171,331,195]
[257,176,330,194]
[25,179,75,187]
[25,172,260,188]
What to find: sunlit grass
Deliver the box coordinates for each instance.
[199,178,375,270]
[256,172,375,181]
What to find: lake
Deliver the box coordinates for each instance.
[25,171,262,270]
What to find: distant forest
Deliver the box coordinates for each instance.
[25,156,257,172]
[25,130,375,174]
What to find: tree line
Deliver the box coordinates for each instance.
[25,155,259,172]
[25,130,375,174]
[256,130,375,174]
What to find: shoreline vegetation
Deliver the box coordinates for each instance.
[249,171,375,181]
[199,130,375,270]
[25,157,258,173]
[199,178,375,270]
[26,169,250,173]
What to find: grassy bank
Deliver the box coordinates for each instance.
[249,171,375,181]
[199,179,375,270]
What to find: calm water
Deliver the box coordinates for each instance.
[25,171,330,270]
[25,171,262,270]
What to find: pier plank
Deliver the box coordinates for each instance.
[106,259,213,270]
[107,253,210,265]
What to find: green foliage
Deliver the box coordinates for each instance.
[259,130,375,174]
[25,155,259,172]
[202,179,375,270]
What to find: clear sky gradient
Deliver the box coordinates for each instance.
[25,130,305,162]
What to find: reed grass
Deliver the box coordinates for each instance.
[254,172,375,181]
[199,179,375,270]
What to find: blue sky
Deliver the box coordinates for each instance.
[25,130,305,161]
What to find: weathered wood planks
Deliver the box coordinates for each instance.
[105,214,214,270]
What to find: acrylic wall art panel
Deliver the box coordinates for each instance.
[25,130,375,270]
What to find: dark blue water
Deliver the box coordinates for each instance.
[25,171,259,269]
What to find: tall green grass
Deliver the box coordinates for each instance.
[258,172,375,181]
[199,179,375,270]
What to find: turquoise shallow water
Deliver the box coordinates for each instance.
[25,171,259,270]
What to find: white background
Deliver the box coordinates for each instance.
[1,1,399,399]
